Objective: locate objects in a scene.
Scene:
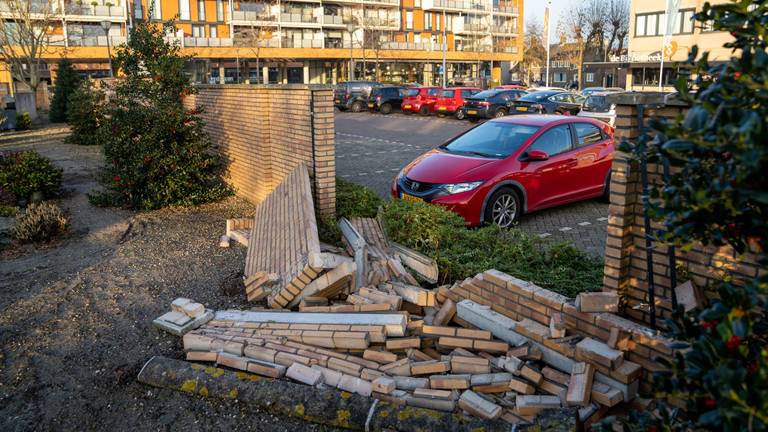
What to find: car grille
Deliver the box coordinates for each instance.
[402,177,438,193]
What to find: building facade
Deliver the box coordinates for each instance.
[625,0,732,91]
[0,0,523,92]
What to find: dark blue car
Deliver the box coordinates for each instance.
[507,90,585,115]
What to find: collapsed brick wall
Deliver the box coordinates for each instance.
[185,84,335,216]
[444,269,674,394]
[604,100,764,326]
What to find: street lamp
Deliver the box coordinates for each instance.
[100,20,113,78]
[346,23,355,81]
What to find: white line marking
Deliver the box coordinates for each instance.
[559,227,573,232]
[596,217,608,222]
[578,222,592,226]
[538,233,552,238]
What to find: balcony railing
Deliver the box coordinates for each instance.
[323,15,344,25]
[362,0,400,5]
[282,38,324,48]
[493,6,519,14]
[491,25,516,34]
[231,10,278,22]
[64,4,123,17]
[432,0,489,12]
[67,35,127,46]
[281,13,319,24]
[183,37,234,47]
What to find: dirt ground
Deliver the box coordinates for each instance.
[0,126,336,431]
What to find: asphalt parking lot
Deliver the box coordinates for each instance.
[334,111,609,257]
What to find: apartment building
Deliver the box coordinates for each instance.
[0,0,523,92]
[625,0,732,91]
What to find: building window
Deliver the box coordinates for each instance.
[179,0,191,20]
[436,13,441,31]
[210,25,217,37]
[192,24,205,37]
[585,72,595,83]
[406,11,413,30]
[216,0,224,21]
[151,0,161,19]
[197,0,205,20]
[414,0,421,8]
[554,72,566,83]
[425,12,432,30]
[635,9,695,37]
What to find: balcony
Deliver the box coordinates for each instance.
[362,0,400,6]
[64,4,124,18]
[322,15,344,25]
[491,25,516,35]
[430,0,490,13]
[280,13,320,26]
[493,6,519,15]
[67,35,127,46]
[231,10,279,24]
[282,38,324,48]
[183,37,234,47]
[496,46,518,53]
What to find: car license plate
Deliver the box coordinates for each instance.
[516,106,528,112]
[368,103,374,108]
[404,104,412,109]
[438,106,447,111]
[401,193,423,203]
[467,110,477,115]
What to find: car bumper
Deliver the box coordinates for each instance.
[461,107,490,119]
[390,177,485,226]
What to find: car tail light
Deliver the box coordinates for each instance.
[530,104,543,111]
[478,101,490,106]
[376,96,381,102]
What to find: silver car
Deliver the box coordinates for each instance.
[577,91,621,126]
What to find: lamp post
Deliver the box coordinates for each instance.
[346,23,355,81]
[100,20,114,78]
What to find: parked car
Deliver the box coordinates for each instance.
[581,87,623,97]
[507,90,585,115]
[334,80,381,112]
[527,86,568,92]
[433,87,481,119]
[495,84,527,90]
[368,86,406,114]
[401,86,441,115]
[391,116,615,227]
[461,89,527,122]
[577,91,621,126]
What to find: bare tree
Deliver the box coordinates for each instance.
[233,0,279,84]
[557,3,588,86]
[521,18,546,83]
[0,0,60,93]
[606,0,630,57]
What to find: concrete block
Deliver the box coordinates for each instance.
[458,390,502,420]
[286,363,323,385]
[455,300,527,346]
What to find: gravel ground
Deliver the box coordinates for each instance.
[0,127,338,431]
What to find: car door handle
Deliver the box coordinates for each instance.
[565,158,578,167]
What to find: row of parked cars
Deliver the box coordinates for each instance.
[334,81,623,126]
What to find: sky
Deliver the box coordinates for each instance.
[523,0,581,43]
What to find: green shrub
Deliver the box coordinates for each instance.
[49,59,82,123]
[90,18,231,210]
[15,112,31,131]
[336,177,383,219]
[65,80,106,146]
[12,201,68,243]
[0,205,18,217]
[381,200,602,296]
[0,151,63,202]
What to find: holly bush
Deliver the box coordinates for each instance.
[90,18,231,209]
[0,151,62,202]
[49,59,81,123]
[601,1,768,431]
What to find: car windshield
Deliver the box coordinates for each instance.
[406,89,420,96]
[440,122,540,158]
[519,92,552,102]
[441,90,455,97]
[584,95,610,111]
[470,90,499,99]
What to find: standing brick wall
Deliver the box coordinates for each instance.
[603,94,763,326]
[184,84,335,216]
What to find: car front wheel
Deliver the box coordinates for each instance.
[455,110,466,120]
[380,103,392,115]
[351,101,364,112]
[419,106,430,116]
[484,188,521,228]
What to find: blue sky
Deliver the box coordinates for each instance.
[524,0,579,42]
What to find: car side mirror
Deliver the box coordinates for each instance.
[524,150,549,161]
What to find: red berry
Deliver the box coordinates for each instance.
[648,426,658,432]
[704,398,716,408]
[726,335,741,351]
[113,175,121,182]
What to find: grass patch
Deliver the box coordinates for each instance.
[381,200,603,297]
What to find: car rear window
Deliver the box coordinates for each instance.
[440,122,540,158]
[406,89,420,96]
[461,89,478,98]
[584,95,610,110]
[574,123,604,146]
[470,90,500,99]
[426,88,439,96]
[441,90,455,97]
[519,92,551,102]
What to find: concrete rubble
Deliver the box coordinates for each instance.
[145,165,653,430]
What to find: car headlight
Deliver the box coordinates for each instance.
[441,181,483,195]
[396,169,406,181]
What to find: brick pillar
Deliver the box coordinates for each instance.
[310,87,336,217]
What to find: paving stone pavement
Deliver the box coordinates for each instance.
[334,111,609,257]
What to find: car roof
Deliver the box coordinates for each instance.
[444,86,480,90]
[491,114,598,127]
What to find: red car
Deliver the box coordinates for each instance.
[433,87,481,119]
[401,86,440,115]
[391,116,615,227]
